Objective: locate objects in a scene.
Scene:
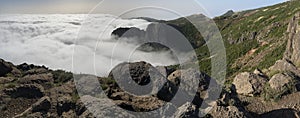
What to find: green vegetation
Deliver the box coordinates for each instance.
[51,70,73,84]
[257,41,286,70]
[163,0,300,78]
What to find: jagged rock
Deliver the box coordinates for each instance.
[269,59,300,75]
[284,12,300,67]
[210,106,251,118]
[32,96,51,112]
[174,102,199,118]
[19,73,54,84]
[109,61,151,86]
[0,59,13,77]
[233,72,267,96]
[167,70,181,86]
[109,61,166,95]
[269,73,294,91]
[4,84,44,98]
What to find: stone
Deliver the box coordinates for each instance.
[210,106,250,118]
[284,12,300,67]
[269,59,300,75]
[269,73,294,91]
[233,72,267,96]
[174,102,199,118]
[4,84,44,98]
[0,59,13,77]
[32,96,51,112]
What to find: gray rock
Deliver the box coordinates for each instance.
[269,73,294,91]
[233,72,267,96]
[269,59,300,75]
[210,106,250,118]
[174,102,199,118]
[284,12,300,67]
[0,59,13,77]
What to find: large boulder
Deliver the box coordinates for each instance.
[174,102,199,118]
[269,73,296,91]
[0,59,13,77]
[108,61,166,95]
[269,59,300,75]
[233,72,267,96]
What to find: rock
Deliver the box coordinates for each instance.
[19,73,54,84]
[167,70,181,86]
[253,69,263,75]
[174,102,199,118]
[260,108,300,118]
[233,72,267,96]
[0,59,13,77]
[109,61,166,95]
[4,84,44,98]
[210,106,250,118]
[284,12,300,67]
[109,61,152,86]
[269,73,294,91]
[32,96,51,112]
[269,59,300,75]
[80,95,136,118]
[111,27,145,38]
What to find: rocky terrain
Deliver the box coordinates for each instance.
[3,0,300,118]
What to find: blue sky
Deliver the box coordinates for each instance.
[0,0,288,19]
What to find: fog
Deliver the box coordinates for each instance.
[0,14,179,76]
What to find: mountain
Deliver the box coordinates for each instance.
[2,0,300,117]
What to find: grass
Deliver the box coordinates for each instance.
[51,70,73,84]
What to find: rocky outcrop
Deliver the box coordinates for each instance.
[0,59,13,77]
[0,59,21,77]
[108,61,167,95]
[174,102,199,118]
[269,73,296,91]
[4,84,44,98]
[111,27,145,38]
[284,12,300,67]
[269,59,300,75]
[19,73,54,84]
[233,72,267,96]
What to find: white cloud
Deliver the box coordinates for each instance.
[0,14,179,76]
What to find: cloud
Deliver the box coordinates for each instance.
[0,14,179,76]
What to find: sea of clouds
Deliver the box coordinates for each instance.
[0,14,179,76]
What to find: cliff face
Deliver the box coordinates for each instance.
[284,12,300,67]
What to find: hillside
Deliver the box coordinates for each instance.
[2,0,300,117]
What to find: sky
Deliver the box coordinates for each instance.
[0,0,288,19]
